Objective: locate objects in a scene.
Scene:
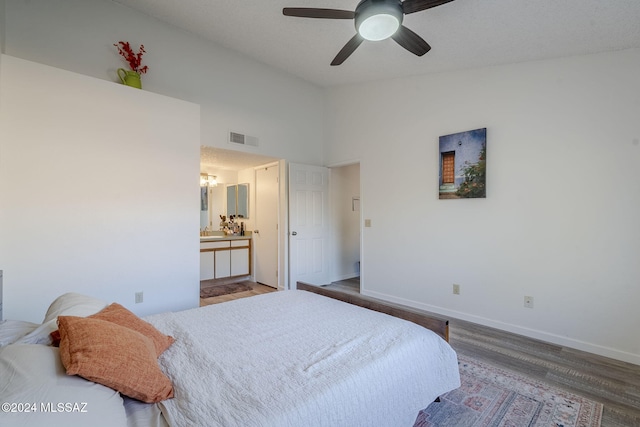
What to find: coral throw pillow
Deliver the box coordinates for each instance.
[58,316,174,403]
[90,303,174,357]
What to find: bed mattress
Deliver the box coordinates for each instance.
[145,290,460,427]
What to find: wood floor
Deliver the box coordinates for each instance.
[200,278,640,427]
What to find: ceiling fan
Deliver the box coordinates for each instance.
[283,0,455,66]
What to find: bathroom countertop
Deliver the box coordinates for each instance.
[199,233,251,241]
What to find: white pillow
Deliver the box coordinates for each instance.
[0,320,39,347]
[0,344,127,427]
[15,293,108,345]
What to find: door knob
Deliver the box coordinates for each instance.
[291,231,297,236]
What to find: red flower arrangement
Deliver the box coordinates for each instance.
[114,41,149,74]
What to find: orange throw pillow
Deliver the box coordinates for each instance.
[89,303,174,357]
[58,316,174,403]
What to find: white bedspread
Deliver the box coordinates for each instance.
[145,290,460,427]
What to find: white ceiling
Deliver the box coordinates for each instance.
[200,146,279,172]
[113,0,640,88]
[114,0,640,170]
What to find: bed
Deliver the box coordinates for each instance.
[0,285,460,427]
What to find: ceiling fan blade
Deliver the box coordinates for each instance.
[283,8,355,19]
[402,0,455,15]
[331,34,364,66]
[391,26,431,56]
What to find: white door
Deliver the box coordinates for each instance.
[255,165,279,288]
[289,163,330,288]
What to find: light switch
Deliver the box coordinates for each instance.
[364,219,372,227]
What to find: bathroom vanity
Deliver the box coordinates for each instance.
[199,235,251,281]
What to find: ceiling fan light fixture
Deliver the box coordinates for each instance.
[358,14,399,41]
[283,0,443,66]
[355,0,403,41]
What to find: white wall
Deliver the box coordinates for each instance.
[325,48,640,364]
[330,164,360,281]
[1,0,326,298]
[3,0,325,165]
[0,55,201,322]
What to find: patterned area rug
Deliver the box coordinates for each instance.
[200,281,253,298]
[415,355,603,427]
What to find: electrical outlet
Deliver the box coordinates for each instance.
[135,292,144,304]
[452,284,460,295]
[524,296,534,309]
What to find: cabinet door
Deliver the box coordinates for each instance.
[200,252,215,281]
[215,250,231,278]
[231,248,250,276]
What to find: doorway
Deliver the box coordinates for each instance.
[200,146,281,288]
[329,162,361,291]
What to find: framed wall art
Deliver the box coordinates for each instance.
[439,128,487,199]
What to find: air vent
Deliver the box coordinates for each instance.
[229,131,259,147]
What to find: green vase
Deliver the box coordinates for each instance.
[117,68,142,89]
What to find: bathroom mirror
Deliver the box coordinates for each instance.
[200,185,226,229]
[227,183,249,218]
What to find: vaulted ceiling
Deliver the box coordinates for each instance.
[111,0,640,170]
[113,0,640,87]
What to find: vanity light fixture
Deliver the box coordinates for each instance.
[200,173,218,187]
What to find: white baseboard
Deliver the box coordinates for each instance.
[363,289,640,366]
